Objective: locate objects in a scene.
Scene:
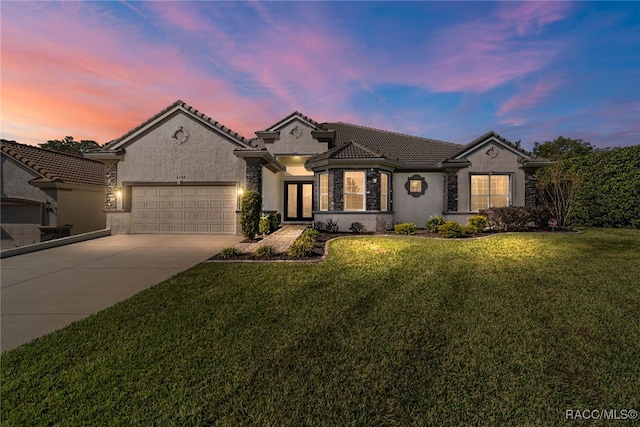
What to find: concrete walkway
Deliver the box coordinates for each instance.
[1,234,241,352]
[234,225,308,253]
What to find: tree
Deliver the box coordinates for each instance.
[536,162,579,228]
[532,136,595,160]
[39,136,102,154]
[240,190,262,240]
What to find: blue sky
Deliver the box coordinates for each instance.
[1,1,638,150]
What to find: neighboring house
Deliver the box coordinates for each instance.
[85,100,552,235]
[1,140,106,248]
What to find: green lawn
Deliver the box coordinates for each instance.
[2,229,639,425]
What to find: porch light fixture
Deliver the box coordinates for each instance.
[44,201,53,212]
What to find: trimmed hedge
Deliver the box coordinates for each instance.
[536,146,640,228]
[240,191,262,239]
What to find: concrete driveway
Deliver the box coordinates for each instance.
[1,234,241,352]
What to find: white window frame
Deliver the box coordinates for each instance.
[319,172,328,211]
[470,173,511,212]
[344,171,366,211]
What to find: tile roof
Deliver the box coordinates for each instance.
[103,100,252,150]
[1,140,105,188]
[262,111,323,132]
[308,140,392,164]
[319,122,464,164]
[453,130,537,159]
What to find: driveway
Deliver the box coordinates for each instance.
[1,234,241,352]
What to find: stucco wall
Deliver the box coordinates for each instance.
[455,141,526,212]
[116,113,246,186]
[313,212,393,233]
[262,168,283,213]
[264,121,327,155]
[57,188,106,234]
[392,172,444,227]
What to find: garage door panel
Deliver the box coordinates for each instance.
[132,185,236,234]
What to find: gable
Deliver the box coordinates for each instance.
[104,100,251,151]
[257,112,328,156]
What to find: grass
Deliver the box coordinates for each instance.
[2,229,639,425]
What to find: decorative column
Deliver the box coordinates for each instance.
[524,170,537,207]
[245,159,262,194]
[444,172,458,213]
[105,163,118,210]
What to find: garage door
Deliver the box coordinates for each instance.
[1,203,42,249]
[132,186,237,234]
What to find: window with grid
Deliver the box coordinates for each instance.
[319,173,328,211]
[344,171,365,211]
[380,173,389,211]
[470,174,510,211]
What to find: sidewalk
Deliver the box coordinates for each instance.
[234,225,308,253]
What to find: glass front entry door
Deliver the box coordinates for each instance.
[285,182,313,221]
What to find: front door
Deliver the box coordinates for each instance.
[284,182,313,221]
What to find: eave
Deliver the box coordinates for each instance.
[310,130,335,144]
[255,131,280,144]
[233,149,286,173]
[305,157,404,171]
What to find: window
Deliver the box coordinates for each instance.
[319,173,328,211]
[380,173,389,211]
[409,179,421,192]
[470,174,510,211]
[344,171,365,211]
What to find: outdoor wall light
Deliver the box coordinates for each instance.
[44,201,53,212]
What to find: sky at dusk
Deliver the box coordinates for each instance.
[1,1,638,151]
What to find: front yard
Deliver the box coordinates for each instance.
[2,229,639,425]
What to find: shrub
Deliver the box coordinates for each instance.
[480,207,532,232]
[275,212,282,226]
[394,222,417,235]
[313,220,326,231]
[259,216,272,236]
[466,215,488,233]
[325,217,340,233]
[288,235,315,258]
[426,215,446,233]
[539,146,640,228]
[219,247,242,259]
[255,245,277,259]
[240,190,262,239]
[438,221,463,238]
[376,217,390,234]
[302,228,319,239]
[527,206,553,229]
[349,222,367,233]
[460,224,477,236]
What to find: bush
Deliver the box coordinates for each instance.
[480,207,532,232]
[540,146,640,228]
[426,215,446,233]
[288,235,315,258]
[219,247,243,259]
[302,228,319,239]
[275,212,282,226]
[394,222,417,235]
[349,222,367,233]
[376,217,390,234]
[240,191,262,239]
[259,213,279,236]
[460,224,477,236]
[466,215,488,233]
[325,217,340,233]
[255,245,277,259]
[438,221,463,238]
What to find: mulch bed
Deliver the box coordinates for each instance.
[209,227,568,262]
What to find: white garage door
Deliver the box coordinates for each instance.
[132,186,237,234]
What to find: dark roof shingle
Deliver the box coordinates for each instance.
[1,140,105,188]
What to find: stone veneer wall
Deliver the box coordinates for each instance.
[366,169,380,211]
[445,172,458,212]
[105,163,117,210]
[245,160,262,194]
[524,170,537,207]
[330,169,344,211]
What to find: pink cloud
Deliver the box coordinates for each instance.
[498,78,563,119]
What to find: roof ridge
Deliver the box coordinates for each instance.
[262,111,322,131]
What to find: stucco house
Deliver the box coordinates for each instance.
[1,140,106,248]
[86,100,552,235]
